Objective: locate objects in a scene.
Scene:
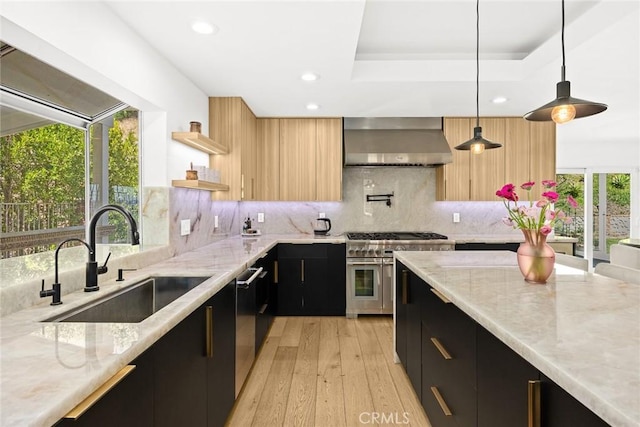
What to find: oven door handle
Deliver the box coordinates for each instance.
[347,261,383,266]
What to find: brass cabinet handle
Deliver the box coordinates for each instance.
[528,380,541,427]
[64,365,136,419]
[206,305,214,358]
[401,270,409,305]
[241,174,245,199]
[251,178,255,199]
[274,260,279,284]
[431,288,451,304]
[258,303,268,314]
[301,259,305,282]
[430,386,453,416]
[430,337,452,360]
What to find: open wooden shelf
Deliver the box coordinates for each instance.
[171,180,229,192]
[171,132,228,154]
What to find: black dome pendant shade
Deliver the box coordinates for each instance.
[524,0,607,123]
[455,0,502,154]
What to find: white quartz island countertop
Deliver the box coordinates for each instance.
[394,250,640,427]
[0,234,343,427]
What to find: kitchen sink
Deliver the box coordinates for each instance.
[44,276,210,323]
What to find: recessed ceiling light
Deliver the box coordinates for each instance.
[492,96,508,104]
[306,103,320,110]
[301,73,319,82]
[192,21,217,35]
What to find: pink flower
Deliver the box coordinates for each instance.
[520,181,535,190]
[536,199,548,208]
[496,184,518,202]
[542,180,557,188]
[502,217,514,226]
[545,210,556,220]
[567,195,578,209]
[542,191,559,203]
[540,225,552,235]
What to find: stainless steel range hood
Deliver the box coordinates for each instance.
[343,117,452,166]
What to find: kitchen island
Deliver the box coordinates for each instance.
[0,234,342,427]
[394,250,639,427]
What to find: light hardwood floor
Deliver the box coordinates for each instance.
[226,316,431,427]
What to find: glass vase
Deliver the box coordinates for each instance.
[517,230,555,284]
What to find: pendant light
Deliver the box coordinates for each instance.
[524,0,607,123]
[455,0,502,154]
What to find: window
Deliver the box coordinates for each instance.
[0,42,140,259]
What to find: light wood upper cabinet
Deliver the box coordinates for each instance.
[505,119,556,188]
[315,118,343,201]
[256,118,280,200]
[529,121,556,185]
[437,117,555,201]
[279,118,317,201]
[257,117,342,201]
[436,118,471,201]
[504,118,532,188]
[209,97,257,201]
[471,118,505,200]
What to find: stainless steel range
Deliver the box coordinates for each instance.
[345,232,454,318]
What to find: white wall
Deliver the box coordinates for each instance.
[0,1,209,187]
[556,10,639,170]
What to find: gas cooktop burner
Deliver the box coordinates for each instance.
[346,232,448,241]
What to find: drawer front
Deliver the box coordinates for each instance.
[422,324,477,427]
[277,243,328,259]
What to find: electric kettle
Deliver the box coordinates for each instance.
[313,218,332,235]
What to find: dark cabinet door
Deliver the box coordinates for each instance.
[394,262,422,398]
[395,262,409,369]
[55,350,154,427]
[277,257,304,315]
[477,326,539,427]
[406,270,423,398]
[154,281,236,427]
[207,281,236,427]
[153,298,210,427]
[326,243,346,315]
[540,373,609,427]
[255,249,276,352]
[301,257,329,315]
[276,243,345,316]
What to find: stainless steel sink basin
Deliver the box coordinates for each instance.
[44,276,210,323]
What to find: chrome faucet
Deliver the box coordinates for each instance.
[86,204,140,292]
[40,238,93,305]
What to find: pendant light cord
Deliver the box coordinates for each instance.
[475,0,480,128]
[561,0,566,80]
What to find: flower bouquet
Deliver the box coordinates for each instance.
[496,180,578,283]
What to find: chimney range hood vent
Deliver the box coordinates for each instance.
[343,117,452,167]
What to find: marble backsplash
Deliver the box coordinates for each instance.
[169,167,520,252]
[1,168,517,316]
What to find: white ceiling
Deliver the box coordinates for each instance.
[107,0,639,119]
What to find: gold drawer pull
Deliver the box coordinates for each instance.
[430,386,453,416]
[206,305,214,358]
[64,365,136,419]
[431,288,451,304]
[430,337,452,360]
[528,380,541,427]
[401,270,409,305]
[274,260,279,283]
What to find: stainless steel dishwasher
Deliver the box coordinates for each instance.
[235,266,262,397]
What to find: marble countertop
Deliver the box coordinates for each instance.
[619,238,640,248]
[447,233,579,244]
[0,234,342,427]
[394,250,640,427]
